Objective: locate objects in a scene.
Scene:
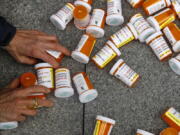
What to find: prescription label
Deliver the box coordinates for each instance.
[172,0,180,18]
[76,35,89,51]
[165,108,180,126]
[107,0,122,15]
[89,9,105,27]
[127,0,141,7]
[47,50,62,59]
[93,120,101,135]
[163,27,177,46]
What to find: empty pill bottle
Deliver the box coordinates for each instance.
[146,32,172,61]
[86,9,106,38]
[74,0,92,12]
[163,23,180,53]
[106,0,124,26]
[162,107,180,131]
[130,13,155,43]
[160,127,179,135]
[92,40,121,69]
[72,72,98,103]
[171,0,180,19]
[0,122,18,130]
[136,129,155,135]
[73,5,90,30]
[169,54,180,75]
[50,3,75,30]
[109,59,140,87]
[71,34,96,64]
[110,22,138,48]
[143,0,172,15]
[54,68,74,98]
[93,115,116,135]
[35,63,54,91]
[126,0,144,8]
[147,8,176,31]
[46,50,64,63]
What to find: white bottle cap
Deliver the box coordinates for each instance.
[50,14,66,30]
[35,63,53,69]
[145,31,162,44]
[79,89,98,103]
[169,57,180,75]
[96,115,116,125]
[86,26,105,38]
[147,16,160,31]
[127,23,138,40]
[107,40,121,56]
[55,87,74,98]
[173,41,180,53]
[0,122,18,130]
[137,129,155,135]
[109,59,124,75]
[71,51,89,64]
[106,14,124,26]
[74,0,92,13]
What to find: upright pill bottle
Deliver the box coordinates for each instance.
[73,5,90,30]
[169,54,180,75]
[171,0,180,19]
[106,0,124,26]
[136,129,155,135]
[109,59,140,87]
[130,13,155,43]
[46,50,64,63]
[71,34,96,64]
[143,0,172,15]
[54,68,74,98]
[92,40,121,69]
[160,127,179,135]
[93,115,116,135]
[146,32,172,61]
[163,23,180,52]
[86,9,106,38]
[50,3,75,30]
[72,72,98,103]
[126,0,144,8]
[110,22,138,48]
[35,63,54,91]
[147,8,176,31]
[74,0,92,12]
[0,122,18,130]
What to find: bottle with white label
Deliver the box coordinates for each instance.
[126,0,144,8]
[136,129,155,135]
[46,50,64,62]
[171,0,180,19]
[72,72,98,103]
[169,54,180,75]
[74,0,92,13]
[54,68,74,98]
[0,122,18,130]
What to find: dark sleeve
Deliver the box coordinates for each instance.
[0,16,16,47]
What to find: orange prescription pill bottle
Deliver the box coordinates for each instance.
[162,107,180,131]
[163,23,180,53]
[160,127,179,135]
[130,13,155,43]
[145,32,172,61]
[54,68,74,98]
[136,129,155,135]
[126,0,144,8]
[74,0,92,12]
[0,122,18,130]
[171,0,180,19]
[35,63,55,91]
[147,8,176,31]
[93,115,116,135]
[109,59,140,87]
[86,9,106,38]
[110,22,138,48]
[73,5,90,30]
[72,72,98,103]
[46,50,64,63]
[169,54,180,75]
[143,0,172,15]
[71,34,96,64]
[50,3,75,30]
[92,40,121,69]
[106,0,124,26]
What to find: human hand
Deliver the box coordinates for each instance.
[5,30,71,68]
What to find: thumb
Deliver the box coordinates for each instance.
[20,56,37,65]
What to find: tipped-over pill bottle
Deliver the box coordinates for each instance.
[0,122,18,130]
[35,63,54,91]
[74,0,92,12]
[92,40,121,69]
[146,32,172,61]
[163,23,180,53]
[50,3,75,30]
[93,115,116,135]
[46,50,64,62]
[72,72,98,103]
[55,68,74,98]
[73,5,90,30]
[71,34,96,64]
[106,0,124,26]
[126,0,144,8]
[171,0,180,19]
[160,127,179,135]
[143,0,172,15]
[147,8,176,31]
[169,54,180,75]
[162,107,180,131]
[136,129,155,135]
[109,59,140,87]
[110,22,138,48]
[86,9,106,38]
[130,13,155,43]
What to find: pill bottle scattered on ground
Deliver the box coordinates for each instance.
[110,22,138,48]
[74,0,92,12]
[169,54,180,75]
[106,0,124,26]
[54,68,74,98]
[143,0,172,15]
[130,13,155,43]
[35,63,54,91]
[171,0,180,19]
[0,122,18,130]
[92,40,121,69]
[147,8,176,31]
[160,127,179,135]
[109,59,140,87]
[72,72,98,103]
[136,129,155,135]
[163,23,180,53]
[86,9,106,38]
[162,107,180,131]
[71,34,96,64]
[126,0,144,8]
[73,5,90,30]
[46,50,64,62]
[145,31,172,61]
[50,3,75,30]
